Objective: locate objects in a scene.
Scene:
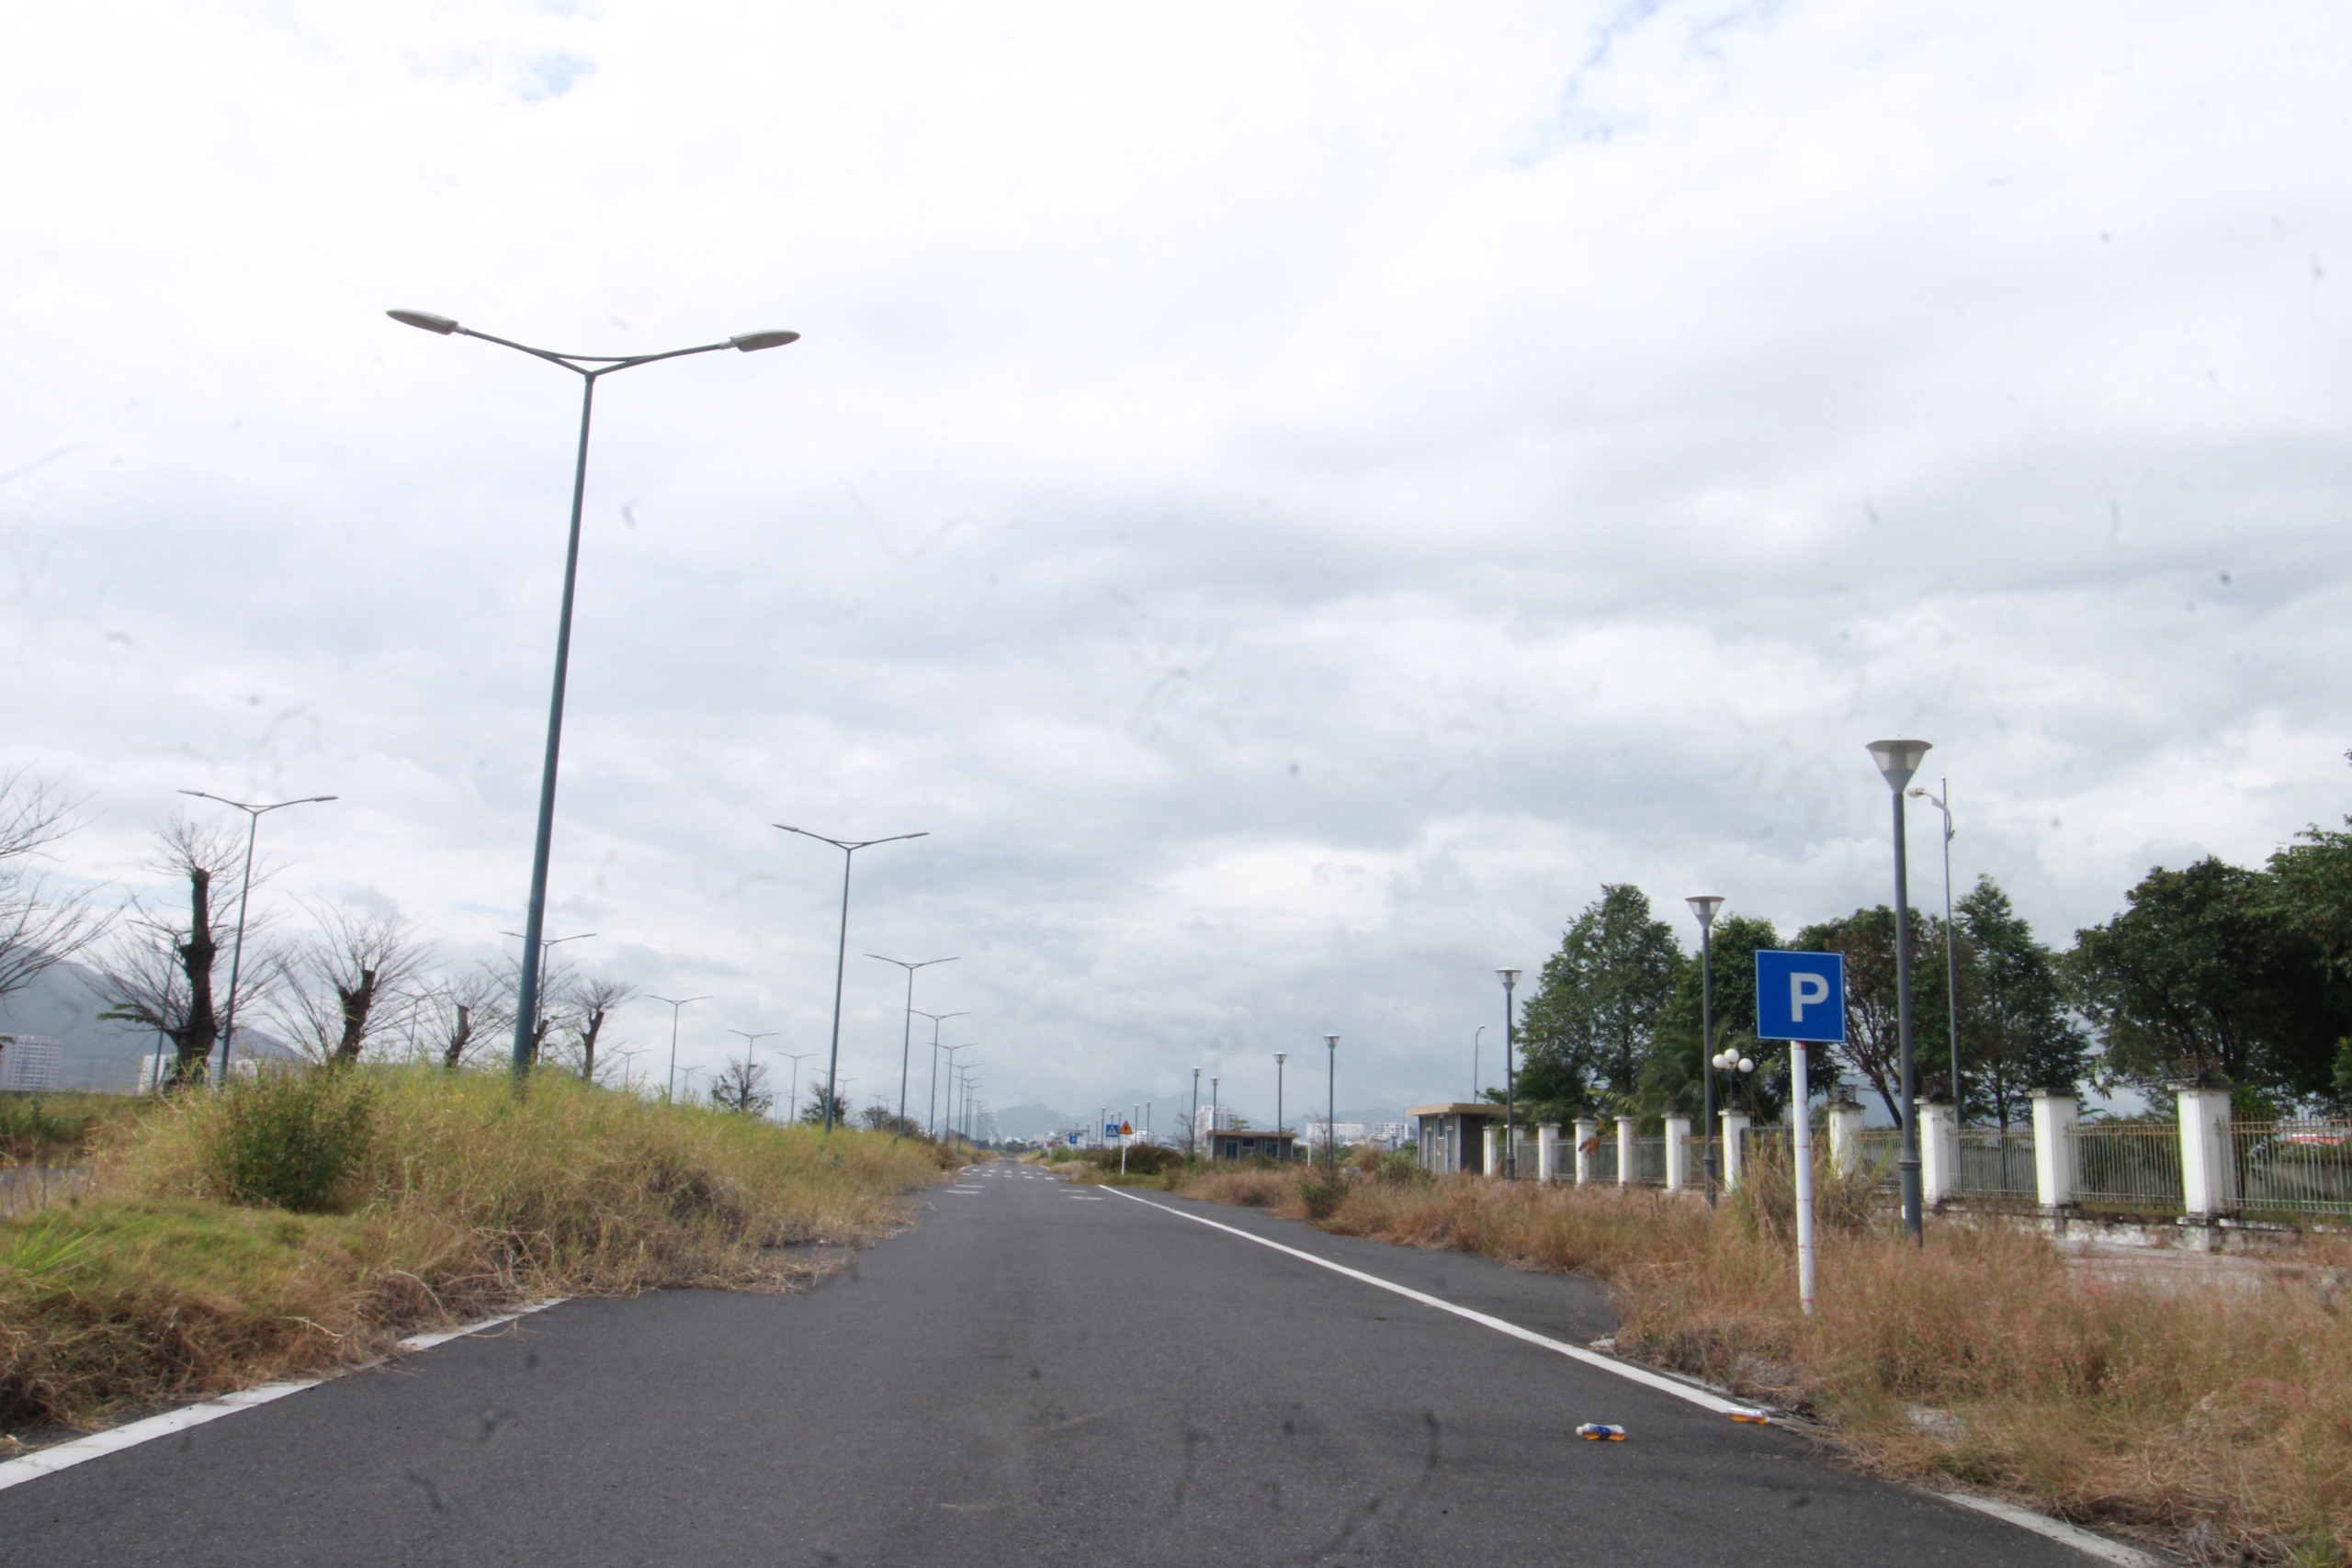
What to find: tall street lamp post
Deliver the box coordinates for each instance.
[1324,1034,1340,1173]
[1909,780,1962,1113]
[389,310,797,1077]
[943,1045,976,1145]
[774,824,928,1131]
[781,1051,815,1122]
[647,993,708,1103]
[727,1028,777,1107]
[177,790,335,1085]
[1497,972,1521,1179]
[1190,1066,1201,1156]
[1868,738,1934,1246]
[1274,1053,1288,1161]
[1472,1025,1484,1101]
[1209,1077,1220,1155]
[870,953,957,1136]
[914,1008,971,1137]
[1686,897,1724,1206]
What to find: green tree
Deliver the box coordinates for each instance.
[1792,906,1960,1125]
[1517,885,1688,1116]
[2064,857,2347,1102]
[1953,876,2084,1127]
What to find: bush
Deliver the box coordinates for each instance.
[1299,1172,1349,1220]
[203,1068,375,1213]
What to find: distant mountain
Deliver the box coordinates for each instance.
[988,1103,1080,1141]
[0,961,301,1091]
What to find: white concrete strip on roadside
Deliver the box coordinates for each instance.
[1109,1191,2157,1568]
[1933,1493,2165,1567]
[0,1299,568,1495]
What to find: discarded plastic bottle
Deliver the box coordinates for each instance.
[1727,1408,1772,1425]
[1576,1423,1626,1441]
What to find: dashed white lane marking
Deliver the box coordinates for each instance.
[1106,1191,2158,1568]
[0,1300,566,1495]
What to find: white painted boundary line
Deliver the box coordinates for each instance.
[0,1298,567,1495]
[1105,1190,1744,1414]
[1934,1493,2165,1568]
[1111,1191,2164,1567]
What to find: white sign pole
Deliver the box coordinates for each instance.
[1790,1038,1817,1315]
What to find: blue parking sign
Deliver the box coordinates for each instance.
[1754,951,1847,1043]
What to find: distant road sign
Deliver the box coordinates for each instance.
[1754,951,1848,1043]
[1104,1122,1121,1139]
[1118,1121,1134,1135]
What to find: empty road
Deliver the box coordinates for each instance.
[0,1161,2122,1565]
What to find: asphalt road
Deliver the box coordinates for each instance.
[0,1161,2108,1566]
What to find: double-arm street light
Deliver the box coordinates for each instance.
[647,993,707,1103]
[775,824,928,1131]
[177,790,335,1084]
[1686,897,1724,1206]
[1868,738,1933,1246]
[389,308,798,1078]
[914,1009,971,1137]
[1908,779,1962,1114]
[500,929,595,1060]
[942,1044,977,1144]
[727,1030,778,1109]
[870,953,957,1136]
[780,1051,816,1122]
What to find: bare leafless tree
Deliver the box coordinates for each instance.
[408,960,516,1069]
[91,816,269,1086]
[540,976,637,1082]
[0,771,110,1001]
[269,905,431,1065]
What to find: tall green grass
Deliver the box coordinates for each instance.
[0,1068,954,1437]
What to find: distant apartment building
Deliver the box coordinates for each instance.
[1191,1104,1244,1140]
[1300,1119,1411,1151]
[0,1035,62,1093]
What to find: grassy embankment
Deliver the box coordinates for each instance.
[1175,1158,2352,1566]
[0,1068,954,1443]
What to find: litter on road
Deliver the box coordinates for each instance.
[1576,1424,1627,1442]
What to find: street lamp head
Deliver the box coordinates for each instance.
[1687,895,1724,928]
[388,309,459,334]
[1325,1033,1340,1050]
[1497,969,1521,988]
[1737,1056,1756,1075]
[1866,738,1933,793]
[729,329,800,352]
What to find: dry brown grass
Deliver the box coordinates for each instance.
[0,1069,955,1438]
[1174,1163,2352,1565]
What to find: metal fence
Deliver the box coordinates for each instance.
[1957,1128,2037,1201]
[1628,1135,1667,1185]
[2071,1122,2183,1209]
[2233,1122,2352,1216]
[1853,1129,1902,1190]
[1585,1136,1618,1183]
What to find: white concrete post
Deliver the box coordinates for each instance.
[1482,1122,1500,1179]
[1918,1100,1960,1206]
[1572,1118,1596,1185]
[2030,1090,2078,1210]
[2177,1084,2236,1216]
[1615,1115,1638,1187]
[1826,1100,1865,1178]
[1720,1110,1751,1190]
[1663,1114,1691,1192]
[1536,1123,1562,1183]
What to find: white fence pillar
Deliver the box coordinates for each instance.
[1572,1118,1596,1185]
[1826,1099,1866,1177]
[1615,1115,1638,1187]
[1536,1123,1562,1183]
[1663,1114,1691,1192]
[1918,1100,1960,1206]
[1720,1110,1750,1190]
[2177,1083,2236,1216]
[2030,1089,2078,1209]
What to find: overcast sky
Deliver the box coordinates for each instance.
[6,2,2349,1128]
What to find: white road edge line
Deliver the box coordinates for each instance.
[1933,1493,2165,1568]
[1108,1191,2162,1568]
[1105,1190,1742,1414]
[0,1298,566,1495]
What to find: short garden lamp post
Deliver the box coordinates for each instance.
[1686,897,1724,1205]
[1867,737,1933,1245]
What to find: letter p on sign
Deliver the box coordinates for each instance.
[1755,951,1847,1043]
